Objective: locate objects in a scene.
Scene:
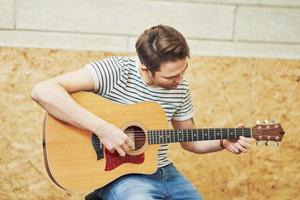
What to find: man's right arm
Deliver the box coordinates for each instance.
[31,67,132,156]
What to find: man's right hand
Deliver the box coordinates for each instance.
[96,123,134,157]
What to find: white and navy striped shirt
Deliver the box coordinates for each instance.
[85,56,193,167]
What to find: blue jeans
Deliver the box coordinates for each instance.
[95,163,203,200]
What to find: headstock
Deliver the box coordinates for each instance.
[252,120,285,146]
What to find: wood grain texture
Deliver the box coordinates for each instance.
[44,92,165,192]
[0,47,299,200]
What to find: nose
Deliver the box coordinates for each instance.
[175,73,183,83]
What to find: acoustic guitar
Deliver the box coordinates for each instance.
[43,92,285,193]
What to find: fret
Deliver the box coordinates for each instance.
[220,128,223,140]
[158,131,161,144]
[185,130,188,142]
[222,128,228,139]
[152,130,155,144]
[155,130,158,144]
[244,128,251,137]
[172,130,178,142]
[183,130,189,142]
[187,129,193,141]
[236,128,242,138]
[149,131,153,144]
[181,130,185,142]
[147,131,151,144]
[151,131,154,144]
[209,128,215,140]
[162,131,168,143]
[214,129,216,140]
[192,129,197,141]
[153,131,155,144]
[228,128,235,139]
[199,129,203,141]
[162,131,166,144]
[176,130,179,142]
[165,130,168,143]
[169,130,174,143]
[166,130,170,144]
[177,130,182,142]
[215,128,221,140]
[234,128,237,139]
[214,128,216,140]
[203,129,209,141]
[160,131,163,144]
[151,130,154,144]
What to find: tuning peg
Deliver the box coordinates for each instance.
[271,119,277,124]
[263,120,269,124]
[256,120,261,125]
[265,141,271,146]
[256,141,263,146]
[273,142,279,147]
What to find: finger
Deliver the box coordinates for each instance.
[115,147,126,157]
[121,144,130,153]
[238,139,252,149]
[234,143,248,153]
[108,149,115,154]
[235,123,245,128]
[228,144,240,154]
[239,136,252,143]
[126,139,134,149]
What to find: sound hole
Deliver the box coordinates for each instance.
[124,126,145,150]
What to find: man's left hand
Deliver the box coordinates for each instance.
[222,123,252,154]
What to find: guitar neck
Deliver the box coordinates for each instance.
[147,128,252,144]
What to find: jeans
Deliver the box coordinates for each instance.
[95,163,203,200]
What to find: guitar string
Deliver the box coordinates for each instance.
[120,129,251,134]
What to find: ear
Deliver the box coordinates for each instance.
[140,64,148,71]
[140,64,156,77]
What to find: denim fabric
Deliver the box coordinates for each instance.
[96,163,203,200]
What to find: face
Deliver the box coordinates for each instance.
[149,58,188,89]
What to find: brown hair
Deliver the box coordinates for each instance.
[135,25,190,75]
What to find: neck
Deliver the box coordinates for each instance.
[138,65,156,87]
[147,127,252,145]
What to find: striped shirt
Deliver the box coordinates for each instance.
[85,56,193,167]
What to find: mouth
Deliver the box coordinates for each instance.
[169,84,179,89]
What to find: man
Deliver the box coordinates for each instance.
[32,25,252,200]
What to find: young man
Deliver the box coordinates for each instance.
[32,25,252,200]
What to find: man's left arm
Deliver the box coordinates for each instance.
[171,118,252,154]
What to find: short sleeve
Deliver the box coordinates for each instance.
[172,84,194,121]
[85,57,121,95]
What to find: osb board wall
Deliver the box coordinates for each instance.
[0,47,299,200]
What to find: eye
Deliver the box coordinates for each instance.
[165,76,177,80]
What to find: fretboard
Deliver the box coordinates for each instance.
[147,128,252,145]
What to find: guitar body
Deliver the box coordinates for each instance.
[43,92,285,193]
[43,92,168,193]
